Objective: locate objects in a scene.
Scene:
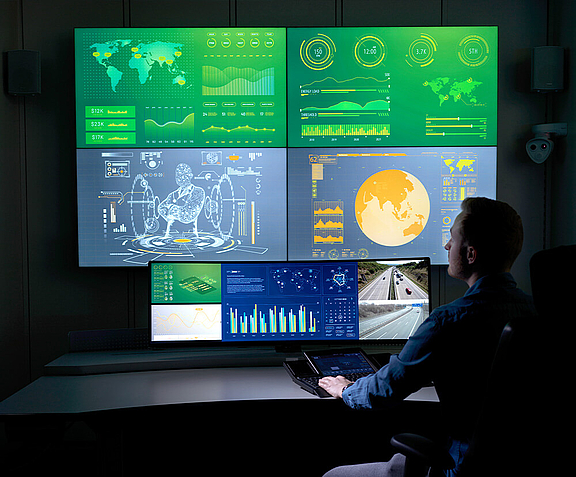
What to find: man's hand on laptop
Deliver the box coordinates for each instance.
[318,376,354,399]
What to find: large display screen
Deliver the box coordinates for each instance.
[77,148,287,266]
[287,147,496,264]
[149,258,430,345]
[287,27,497,147]
[75,28,287,148]
[75,26,498,268]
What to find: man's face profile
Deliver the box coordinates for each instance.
[445,214,470,281]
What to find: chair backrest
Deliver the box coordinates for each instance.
[458,319,536,476]
[458,245,576,476]
[527,245,574,476]
[530,244,576,317]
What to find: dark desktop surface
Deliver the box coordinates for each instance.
[1,391,441,477]
[1,349,439,477]
[1,321,431,477]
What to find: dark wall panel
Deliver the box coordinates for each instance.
[0,0,29,400]
[237,0,338,26]
[549,0,576,247]
[22,0,127,379]
[343,0,441,26]
[444,0,549,295]
[130,0,231,27]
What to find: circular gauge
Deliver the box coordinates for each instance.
[406,34,438,67]
[458,35,490,67]
[354,35,386,68]
[328,249,340,260]
[300,34,336,70]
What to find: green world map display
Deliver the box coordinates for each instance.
[75,28,286,148]
[76,27,496,149]
[287,27,497,147]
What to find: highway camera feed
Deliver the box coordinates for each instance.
[358,260,429,340]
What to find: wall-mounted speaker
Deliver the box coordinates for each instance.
[6,49,41,95]
[531,46,564,92]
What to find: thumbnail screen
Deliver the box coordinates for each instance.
[149,259,430,344]
[287,27,497,147]
[77,148,287,266]
[287,147,497,264]
[75,28,286,148]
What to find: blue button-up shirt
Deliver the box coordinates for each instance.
[343,273,537,473]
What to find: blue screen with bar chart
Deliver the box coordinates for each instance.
[149,258,431,345]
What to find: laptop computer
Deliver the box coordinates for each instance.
[284,348,385,397]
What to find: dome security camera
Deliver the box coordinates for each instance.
[526,122,567,163]
[526,137,553,164]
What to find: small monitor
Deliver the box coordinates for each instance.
[149,257,431,347]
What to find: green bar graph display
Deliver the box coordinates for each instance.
[302,123,390,136]
[287,27,497,147]
[75,28,286,148]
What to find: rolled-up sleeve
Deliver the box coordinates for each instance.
[343,316,440,409]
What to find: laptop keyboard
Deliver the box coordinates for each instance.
[296,372,373,397]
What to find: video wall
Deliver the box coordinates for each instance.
[75,26,498,266]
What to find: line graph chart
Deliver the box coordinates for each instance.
[144,106,195,144]
[152,304,222,341]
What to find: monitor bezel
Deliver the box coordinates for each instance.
[147,257,432,349]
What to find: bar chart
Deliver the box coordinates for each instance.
[301,123,390,136]
[226,301,321,338]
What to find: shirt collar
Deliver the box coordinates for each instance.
[464,272,516,296]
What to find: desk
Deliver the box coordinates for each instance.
[0,367,437,416]
[0,361,439,477]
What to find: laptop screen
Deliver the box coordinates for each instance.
[305,350,378,376]
[149,258,430,345]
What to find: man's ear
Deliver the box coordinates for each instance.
[466,245,477,265]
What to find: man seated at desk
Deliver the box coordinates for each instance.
[319,197,537,477]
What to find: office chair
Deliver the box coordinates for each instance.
[390,318,540,477]
[389,245,575,476]
[529,244,576,316]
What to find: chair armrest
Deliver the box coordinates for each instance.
[390,433,455,470]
